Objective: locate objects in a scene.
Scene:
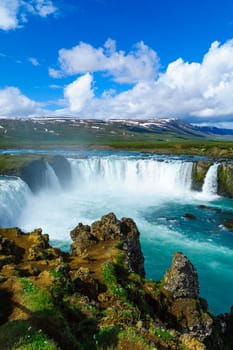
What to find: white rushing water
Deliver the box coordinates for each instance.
[0,176,32,227]
[202,163,219,196]
[69,157,193,195]
[44,162,61,191]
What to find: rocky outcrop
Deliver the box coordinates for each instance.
[70,223,98,256]
[163,252,213,342]
[191,160,233,198]
[164,252,199,298]
[192,161,212,191]
[70,212,145,277]
[217,162,233,198]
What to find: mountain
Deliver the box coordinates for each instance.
[0,117,233,149]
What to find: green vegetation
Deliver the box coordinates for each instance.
[102,262,127,299]
[0,321,60,350]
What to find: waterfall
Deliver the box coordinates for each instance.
[69,157,193,195]
[202,163,219,196]
[44,162,61,191]
[0,176,32,227]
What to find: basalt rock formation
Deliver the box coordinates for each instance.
[71,212,145,277]
[217,162,233,198]
[191,161,212,191]
[0,214,232,350]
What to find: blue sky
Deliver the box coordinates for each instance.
[1,0,233,127]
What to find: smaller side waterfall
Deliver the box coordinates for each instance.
[44,162,61,191]
[202,163,219,195]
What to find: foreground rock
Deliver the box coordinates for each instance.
[0,214,232,350]
[70,212,145,276]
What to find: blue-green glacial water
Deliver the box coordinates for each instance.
[1,150,233,315]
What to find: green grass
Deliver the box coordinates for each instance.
[102,262,127,299]
[0,321,60,350]
[20,278,54,312]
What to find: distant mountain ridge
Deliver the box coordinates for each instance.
[109,118,233,138]
[0,117,233,143]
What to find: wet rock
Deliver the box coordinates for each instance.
[192,161,212,191]
[184,213,196,220]
[164,252,199,298]
[223,218,233,232]
[49,155,72,188]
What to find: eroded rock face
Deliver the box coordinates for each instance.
[192,161,212,191]
[70,212,145,277]
[164,252,199,298]
[217,163,233,198]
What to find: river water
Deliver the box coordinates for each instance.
[0,149,233,315]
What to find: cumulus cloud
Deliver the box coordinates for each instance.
[0,0,19,30]
[50,39,159,83]
[2,38,233,126]
[64,73,94,113]
[0,87,41,116]
[58,39,233,125]
[0,0,57,30]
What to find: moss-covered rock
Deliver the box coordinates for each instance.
[217,163,233,198]
[192,161,212,191]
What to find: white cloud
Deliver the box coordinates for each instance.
[0,87,41,116]
[50,39,159,83]
[57,39,233,126]
[34,0,57,17]
[64,73,94,112]
[0,0,57,30]
[0,0,19,30]
[28,57,40,66]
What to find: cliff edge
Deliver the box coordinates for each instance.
[0,213,232,350]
